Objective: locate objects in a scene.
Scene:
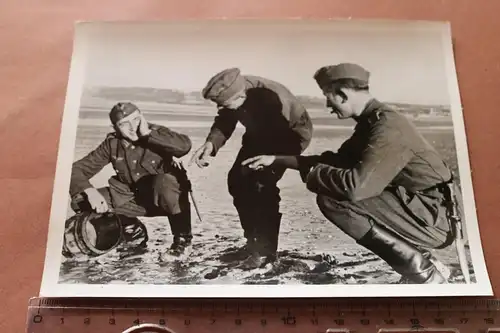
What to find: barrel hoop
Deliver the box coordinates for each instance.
[80,212,124,256]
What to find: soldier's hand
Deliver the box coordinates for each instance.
[319,151,338,165]
[241,155,276,170]
[137,113,152,137]
[171,156,183,170]
[84,188,109,214]
[189,142,214,168]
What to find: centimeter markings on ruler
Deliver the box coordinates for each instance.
[26,297,500,332]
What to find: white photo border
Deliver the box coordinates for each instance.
[39,19,493,298]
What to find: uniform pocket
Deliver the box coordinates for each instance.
[140,151,162,174]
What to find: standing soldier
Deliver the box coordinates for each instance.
[189,68,313,269]
[242,63,461,284]
[69,102,194,256]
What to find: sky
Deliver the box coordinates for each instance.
[78,20,457,105]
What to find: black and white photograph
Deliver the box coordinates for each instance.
[40,19,492,298]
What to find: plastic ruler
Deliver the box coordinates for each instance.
[25,297,500,333]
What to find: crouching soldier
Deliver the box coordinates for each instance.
[190,68,313,269]
[242,63,462,283]
[69,102,193,256]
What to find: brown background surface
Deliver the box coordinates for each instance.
[1,0,500,332]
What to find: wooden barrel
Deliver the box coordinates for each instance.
[62,211,124,258]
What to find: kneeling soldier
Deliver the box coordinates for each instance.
[69,102,193,256]
[242,63,460,283]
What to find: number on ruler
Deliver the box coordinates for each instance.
[60,317,64,324]
[485,318,495,324]
[311,318,319,325]
[434,318,445,325]
[184,319,191,326]
[261,319,267,326]
[159,319,166,326]
[410,318,420,325]
[334,319,344,326]
[84,317,90,325]
[133,319,140,325]
[32,315,43,324]
[235,318,242,325]
[360,318,370,325]
[383,319,394,325]
[109,318,116,325]
[282,316,296,325]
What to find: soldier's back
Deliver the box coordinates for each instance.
[367,103,452,191]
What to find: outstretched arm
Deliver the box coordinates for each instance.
[242,154,322,182]
[205,108,239,156]
[305,116,413,201]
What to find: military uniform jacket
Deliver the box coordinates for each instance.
[206,75,313,156]
[305,98,453,218]
[70,123,192,207]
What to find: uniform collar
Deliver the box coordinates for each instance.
[355,98,384,123]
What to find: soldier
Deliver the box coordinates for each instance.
[242,63,460,284]
[189,68,313,269]
[69,102,193,256]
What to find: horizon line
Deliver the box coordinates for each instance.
[83,85,452,109]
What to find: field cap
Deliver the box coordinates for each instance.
[202,68,246,105]
[109,102,139,124]
[314,63,370,88]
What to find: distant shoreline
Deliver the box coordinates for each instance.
[77,104,454,130]
[76,118,454,132]
[81,86,453,115]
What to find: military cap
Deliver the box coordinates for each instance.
[313,63,370,88]
[109,102,139,124]
[202,68,246,105]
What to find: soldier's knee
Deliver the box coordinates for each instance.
[315,195,357,222]
[316,194,339,213]
[153,174,185,215]
[154,173,181,192]
[316,194,373,239]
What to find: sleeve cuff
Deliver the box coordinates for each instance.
[304,164,328,193]
[140,128,157,143]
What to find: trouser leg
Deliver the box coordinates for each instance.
[149,173,192,255]
[228,150,259,245]
[316,189,451,284]
[228,148,285,258]
[252,169,286,258]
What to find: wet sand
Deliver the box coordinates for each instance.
[58,108,474,286]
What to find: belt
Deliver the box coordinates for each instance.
[417,177,454,195]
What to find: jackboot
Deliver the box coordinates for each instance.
[119,215,149,249]
[166,207,193,256]
[357,223,447,284]
[258,212,283,262]
[237,212,282,270]
[234,203,258,256]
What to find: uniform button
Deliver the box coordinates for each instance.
[136,173,140,176]
[132,160,137,163]
[151,161,155,164]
